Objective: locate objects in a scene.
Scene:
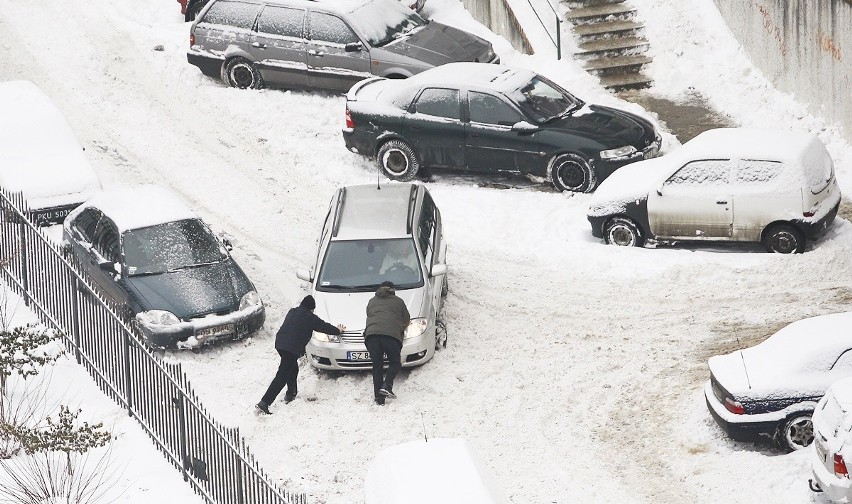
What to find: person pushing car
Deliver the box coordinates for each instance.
[256,295,344,415]
[364,281,410,405]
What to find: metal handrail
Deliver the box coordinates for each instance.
[525,0,563,59]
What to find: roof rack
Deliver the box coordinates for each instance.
[405,185,418,235]
[331,187,347,238]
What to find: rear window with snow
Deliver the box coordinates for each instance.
[733,160,782,184]
[802,137,834,194]
[413,88,460,120]
[346,0,426,47]
[200,1,260,30]
[257,6,304,38]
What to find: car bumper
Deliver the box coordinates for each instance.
[704,382,778,442]
[595,135,662,183]
[588,214,607,239]
[797,200,840,239]
[138,305,265,349]
[307,330,434,370]
[811,445,852,502]
[187,51,223,78]
[342,127,376,157]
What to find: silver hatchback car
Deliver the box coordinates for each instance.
[296,183,448,370]
[187,0,497,92]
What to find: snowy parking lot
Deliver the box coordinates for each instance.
[1,0,851,502]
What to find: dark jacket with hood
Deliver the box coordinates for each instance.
[364,285,410,344]
[275,301,340,356]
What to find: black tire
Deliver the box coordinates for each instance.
[762,223,805,254]
[549,153,596,193]
[778,413,814,451]
[603,217,644,247]
[222,58,263,90]
[441,276,448,298]
[185,0,207,21]
[377,140,420,181]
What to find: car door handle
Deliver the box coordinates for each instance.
[252,42,267,49]
[308,50,325,56]
[716,200,727,205]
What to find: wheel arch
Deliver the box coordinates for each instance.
[374,132,413,157]
[760,220,807,242]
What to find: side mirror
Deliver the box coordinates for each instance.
[430,263,448,278]
[344,42,363,53]
[511,121,538,134]
[223,238,233,252]
[296,269,313,282]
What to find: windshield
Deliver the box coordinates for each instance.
[122,219,226,276]
[317,238,423,291]
[510,76,580,124]
[347,0,427,47]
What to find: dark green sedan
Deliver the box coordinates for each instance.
[343,62,661,192]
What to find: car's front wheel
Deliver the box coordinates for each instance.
[604,217,644,247]
[549,153,596,192]
[778,413,814,451]
[377,140,420,181]
[762,223,805,254]
[222,58,263,90]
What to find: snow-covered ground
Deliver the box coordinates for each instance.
[0,0,850,502]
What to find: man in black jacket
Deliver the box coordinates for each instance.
[256,295,344,414]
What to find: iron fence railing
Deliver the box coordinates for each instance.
[526,0,563,59]
[0,189,305,504]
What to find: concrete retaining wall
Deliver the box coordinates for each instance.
[713,0,852,140]
[460,0,534,55]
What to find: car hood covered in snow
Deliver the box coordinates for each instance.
[313,288,426,332]
[380,22,489,66]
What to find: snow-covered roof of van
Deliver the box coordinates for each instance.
[334,183,417,240]
[80,185,198,233]
[0,80,101,209]
[403,63,534,92]
[678,128,819,164]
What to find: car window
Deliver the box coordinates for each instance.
[664,159,731,186]
[418,192,437,266]
[346,0,426,47]
[414,88,460,120]
[257,6,305,38]
[317,238,423,291]
[510,76,579,123]
[93,217,120,264]
[72,208,101,244]
[199,0,260,29]
[469,92,522,126]
[832,350,852,372]
[733,160,783,184]
[122,219,226,276]
[309,12,358,45]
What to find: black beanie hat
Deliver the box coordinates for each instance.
[300,295,316,310]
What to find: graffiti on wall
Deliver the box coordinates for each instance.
[754,2,787,56]
[818,32,843,62]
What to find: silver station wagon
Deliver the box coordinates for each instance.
[296,183,448,370]
[187,0,498,92]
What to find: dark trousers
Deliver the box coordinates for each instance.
[365,335,402,399]
[261,349,298,405]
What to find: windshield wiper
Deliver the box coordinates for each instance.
[166,259,223,273]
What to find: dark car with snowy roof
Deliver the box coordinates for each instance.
[706,313,852,452]
[62,185,265,349]
[186,0,496,92]
[587,128,840,253]
[342,62,660,192]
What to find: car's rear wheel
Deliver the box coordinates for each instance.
[603,217,644,247]
[377,140,420,181]
[762,223,805,254]
[549,153,596,193]
[778,413,814,451]
[222,58,263,90]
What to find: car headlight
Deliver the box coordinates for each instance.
[599,145,638,160]
[137,310,180,326]
[312,331,340,343]
[239,290,262,310]
[404,318,428,340]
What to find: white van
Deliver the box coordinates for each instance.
[365,438,510,504]
[0,80,101,225]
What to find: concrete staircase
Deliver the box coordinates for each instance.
[563,0,652,90]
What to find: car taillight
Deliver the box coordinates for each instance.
[835,454,849,479]
[190,33,195,47]
[804,211,815,217]
[724,397,744,415]
[345,107,354,129]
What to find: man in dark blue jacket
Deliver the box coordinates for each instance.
[256,295,344,414]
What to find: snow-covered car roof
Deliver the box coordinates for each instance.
[74,185,199,233]
[709,312,852,394]
[364,438,509,504]
[0,80,101,210]
[334,183,417,240]
[400,63,535,93]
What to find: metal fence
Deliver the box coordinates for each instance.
[526,0,563,59]
[0,189,306,504]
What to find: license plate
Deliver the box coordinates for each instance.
[33,207,74,225]
[196,323,234,339]
[347,351,371,361]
